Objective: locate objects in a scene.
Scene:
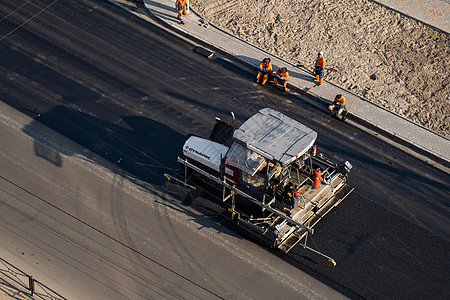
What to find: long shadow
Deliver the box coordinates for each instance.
[20,105,244,237]
[145,0,179,21]
[15,104,249,297]
[22,105,183,185]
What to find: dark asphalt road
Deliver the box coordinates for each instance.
[2,100,349,299]
[0,0,449,298]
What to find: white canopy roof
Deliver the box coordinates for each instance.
[233,108,317,165]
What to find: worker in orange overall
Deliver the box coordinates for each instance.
[273,67,289,91]
[329,94,347,117]
[256,58,272,85]
[314,51,326,85]
[175,0,189,24]
[292,185,304,209]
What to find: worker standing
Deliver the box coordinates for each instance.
[329,94,347,117]
[314,51,326,85]
[175,0,189,24]
[273,67,289,91]
[256,58,272,85]
[293,185,304,209]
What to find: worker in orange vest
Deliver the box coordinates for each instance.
[175,0,189,24]
[256,58,272,85]
[273,67,289,91]
[329,94,347,117]
[314,51,326,85]
[293,185,304,209]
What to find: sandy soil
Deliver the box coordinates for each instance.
[190,0,450,138]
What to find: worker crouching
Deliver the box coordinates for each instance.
[314,51,326,85]
[273,67,289,91]
[329,94,347,119]
[256,57,272,85]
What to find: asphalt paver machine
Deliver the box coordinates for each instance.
[174,108,353,264]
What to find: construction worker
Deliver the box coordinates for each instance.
[314,51,326,85]
[292,185,304,209]
[175,0,189,24]
[282,182,294,210]
[273,67,289,91]
[256,57,272,85]
[329,94,347,117]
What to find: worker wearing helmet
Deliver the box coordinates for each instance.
[314,51,326,85]
[273,67,289,91]
[283,182,294,210]
[329,94,347,117]
[256,58,272,85]
[175,0,189,24]
[292,185,304,209]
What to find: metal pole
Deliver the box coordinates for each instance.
[262,194,266,214]
[29,275,34,296]
[163,174,196,190]
[231,188,235,213]
[231,112,235,131]
[184,159,188,186]
[342,96,358,121]
[300,243,336,266]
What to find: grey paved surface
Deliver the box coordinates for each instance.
[142,0,450,167]
[374,0,449,34]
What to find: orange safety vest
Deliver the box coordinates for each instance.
[259,58,272,73]
[315,56,326,69]
[335,95,346,105]
[294,188,301,197]
[176,0,188,9]
[275,67,289,80]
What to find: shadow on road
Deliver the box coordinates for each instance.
[19,103,245,251]
[22,105,184,185]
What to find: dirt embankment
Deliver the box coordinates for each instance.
[191,0,450,138]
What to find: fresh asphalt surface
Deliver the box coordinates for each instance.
[0,0,449,299]
[2,101,348,299]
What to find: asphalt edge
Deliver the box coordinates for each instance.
[140,1,450,169]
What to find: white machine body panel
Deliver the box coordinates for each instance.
[183,136,229,172]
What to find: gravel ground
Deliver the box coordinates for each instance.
[190,0,450,138]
